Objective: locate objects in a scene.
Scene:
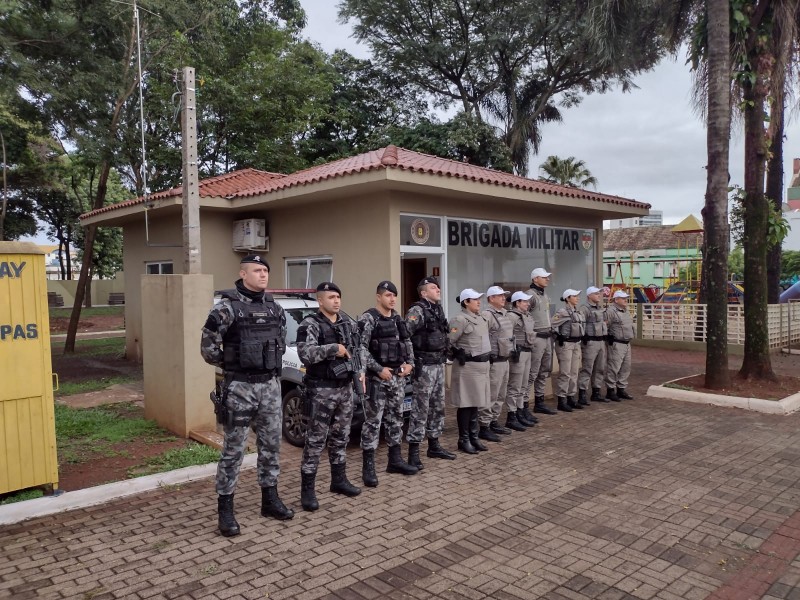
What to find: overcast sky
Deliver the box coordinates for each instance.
[301,0,800,226]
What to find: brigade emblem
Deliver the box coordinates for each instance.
[581,231,593,251]
[411,218,430,245]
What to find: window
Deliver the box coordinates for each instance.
[654,262,664,278]
[632,262,640,278]
[286,257,333,288]
[605,263,614,278]
[146,261,173,275]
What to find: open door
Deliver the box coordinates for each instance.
[401,257,427,315]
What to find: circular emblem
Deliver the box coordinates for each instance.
[410,218,430,245]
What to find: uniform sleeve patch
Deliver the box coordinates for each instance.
[450,327,458,332]
[408,315,418,322]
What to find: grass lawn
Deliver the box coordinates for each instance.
[49,306,124,319]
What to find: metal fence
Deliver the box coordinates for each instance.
[633,302,800,349]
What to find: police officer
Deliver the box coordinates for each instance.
[359,280,417,487]
[605,290,635,401]
[405,276,456,464]
[505,291,538,430]
[552,289,586,412]
[526,268,557,416]
[200,254,292,537]
[578,286,609,404]
[448,288,492,454]
[296,282,362,511]
[478,286,515,442]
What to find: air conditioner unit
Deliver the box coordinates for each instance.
[232,218,269,251]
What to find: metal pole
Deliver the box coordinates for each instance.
[181,66,201,274]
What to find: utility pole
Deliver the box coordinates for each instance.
[181,66,201,274]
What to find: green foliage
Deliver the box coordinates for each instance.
[729,184,789,247]
[55,375,135,397]
[50,306,124,320]
[538,156,598,189]
[0,487,45,505]
[782,250,800,280]
[729,246,744,279]
[51,336,126,357]
[128,443,219,477]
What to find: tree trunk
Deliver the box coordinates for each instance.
[702,0,731,389]
[0,130,6,241]
[765,100,783,303]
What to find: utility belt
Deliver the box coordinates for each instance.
[416,351,445,365]
[565,337,582,343]
[611,338,630,345]
[517,346,532,352]
[535,332,552,339]
[489,354,509,364]
[465,352,491,363]
[225,371,278,384]
[304,376,352,388]
[584,335,606,341]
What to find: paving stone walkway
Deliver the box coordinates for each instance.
[1,347,799,600]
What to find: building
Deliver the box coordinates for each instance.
[603,215,703,291]
[788,158,800,210]
[81,145,649,361]
[605,210,663,230]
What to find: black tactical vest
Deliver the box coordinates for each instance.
[366,308,410,368]
[410,301,448,355]
[221,291,285,374]
[304,312,351,380]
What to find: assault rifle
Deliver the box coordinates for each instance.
[332,312,366,400]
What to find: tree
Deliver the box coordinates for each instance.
[729,246,745,279]
[780,250,800,280]
[538,156,598,189]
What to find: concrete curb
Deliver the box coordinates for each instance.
[0,455,256,526]
[647,376,800,415]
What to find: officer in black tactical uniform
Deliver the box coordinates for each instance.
[200,254,292,538]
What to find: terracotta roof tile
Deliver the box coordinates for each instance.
[604,225,703,252]
[81,146,649,220]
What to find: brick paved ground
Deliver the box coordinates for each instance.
[1,347,799,600]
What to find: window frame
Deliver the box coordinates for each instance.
[284,256,333,289]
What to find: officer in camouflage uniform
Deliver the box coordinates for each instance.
[605,290,635,401]
[405,276,456,462]
[578,286,610,404]
[527,267,557,416]
[359,280,417,486]
[296,282,362,511]
[200,254,292,538]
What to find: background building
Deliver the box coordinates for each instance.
[605,210,663,230]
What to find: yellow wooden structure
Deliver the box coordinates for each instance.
[0,242,59,494]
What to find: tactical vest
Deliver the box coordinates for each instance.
[366,308,410,368]
[410,301,448,354]
[607,305,635,341]
[482,307,515,358]
[554,307,586,340]
[451,311,491,356]
[301,312,354,380]
[508,309,536,347]
[221,291,285,374]
[527,287,551,330]
[582,302,607,337]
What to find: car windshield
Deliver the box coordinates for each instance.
[285,308,318,345]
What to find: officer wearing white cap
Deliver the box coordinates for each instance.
[504,291,538,431]
[478,286,515,442]
[578,286,610,404]
[448,289,492,454]
[551,289,586,412]
[526,268,557,416]
[605,290,635,401]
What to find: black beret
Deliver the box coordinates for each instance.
[316,281,342,296]
[376,280,398,295]
[418,276,439,287]
[240,254,270,271]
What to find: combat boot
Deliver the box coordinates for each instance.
[578,389,590,407]
[557,396,573,412]
[617,388,634,400]
[427,437,456,460]
[468,408,488,451]
[592,387,609,402]
[456,408,478,454]
[408,442,424,470]
[606,388,620,402]
[533,395,557,415]
[330,463,361,496]
[217,494,240,537]
[260,486,294,520]
[362,449,378,487]
[386,444,418,475]
[505,411,527,432]
[567,395,583,410]
[520,402,539,425]
[478,425,501,442]
[300,471,319,511]
[490,420,512,435]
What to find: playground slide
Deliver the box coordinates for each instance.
[779,280,800,303]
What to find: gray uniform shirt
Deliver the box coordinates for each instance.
[526,286,551,331]
[607,304,634,341]
[481,306,515,358]
[579,302,608,337]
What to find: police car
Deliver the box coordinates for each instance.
[214,289,411,447]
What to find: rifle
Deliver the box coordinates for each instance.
[210,379,233,427]
[332,312,366,400]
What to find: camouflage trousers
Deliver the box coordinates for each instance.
[301,381,354,474]
[361,374,405,450]
[407,363,446,444]
[216,377,281,496]
[480,360,509,425]
[578,340,606,391]
[528,335,553,397]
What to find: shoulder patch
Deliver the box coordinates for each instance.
[450,327,459,332]
[408,315,419,322]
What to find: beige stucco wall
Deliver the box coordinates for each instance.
[46,274,125,308]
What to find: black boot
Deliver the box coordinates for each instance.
[408,443,424,470]
[606,388,620,402]
[330,463,361,497]
[362,449,378,487]
[427,437,456,460]
[469,408,488,451]
[300,471,319,511]
[386,445,419,475]
[557,396,573,412]
[490,420,512,435]
[518,403,538,426]
[217,494,240,537]
[567,395,584,410]
[578,389,590,407]
[261,486,294,520]
[522,402,540,424]
[478,425,501,442]
[617,387,634,400]
[505,411,527,431]
[592,387,609,402]
[533,396,557,415]
[456,408,478,454]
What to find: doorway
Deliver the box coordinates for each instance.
[401,253,443,315]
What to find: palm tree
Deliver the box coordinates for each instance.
[538,156,598,189]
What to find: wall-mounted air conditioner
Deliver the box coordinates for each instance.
[232,218,269,251]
